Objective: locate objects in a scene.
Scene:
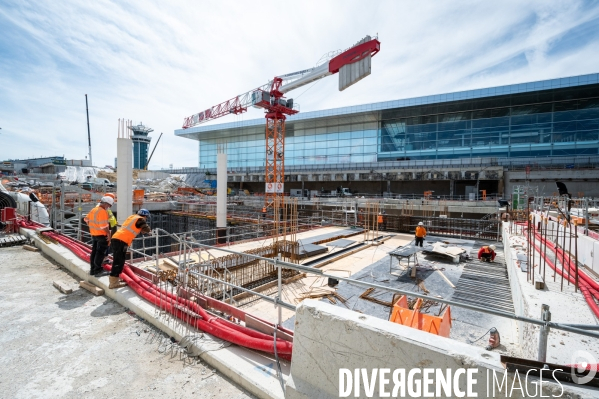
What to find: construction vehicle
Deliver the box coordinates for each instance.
[182,36,380,208]
[86,177,114,188]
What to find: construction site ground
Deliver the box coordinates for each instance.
[285,234,521,358]
[0,246,254,399]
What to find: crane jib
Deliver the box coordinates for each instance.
[181,37,380,129]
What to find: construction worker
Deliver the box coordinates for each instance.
[262,206,267,219]
[84,196,114,277]
[415,221,426,247]
[102,193,118,261]
[478,244,497,262]
[108,209,151,289]
[103,193,118,235]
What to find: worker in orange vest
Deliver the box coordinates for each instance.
[262,206,267,219]
[108,209,151,289]
[84,196,114,277]
[415,221,426,247]
[478,244,496,262]
[103,193,118,235]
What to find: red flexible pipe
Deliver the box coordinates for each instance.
[121,265,291,345]
[17,218,294,357]
[118,270,293,355]
[527,228,599,319]
[533,230,599,294]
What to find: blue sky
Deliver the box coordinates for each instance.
[1,1,599,169]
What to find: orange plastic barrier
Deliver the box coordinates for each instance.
[389,295,452,337]
[133,189,145,205]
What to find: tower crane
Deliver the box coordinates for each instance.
[183,36,380,208]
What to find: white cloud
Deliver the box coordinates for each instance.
[0,0,598,168]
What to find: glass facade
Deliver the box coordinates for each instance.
[380,95,599,160]
[196,114,379,169]
[176,74,599,170]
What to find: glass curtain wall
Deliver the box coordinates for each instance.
[196,85,599,169]
[380,98,599,161]
[198,114,379,169]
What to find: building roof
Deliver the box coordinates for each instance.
[176,72,599,139]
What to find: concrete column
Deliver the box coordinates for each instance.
[117,120,133,224]
[216,145,227,243]
[498,177,505,198]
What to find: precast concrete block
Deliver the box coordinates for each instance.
[286,300,586,399]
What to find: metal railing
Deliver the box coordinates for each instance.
[160,155,599,175]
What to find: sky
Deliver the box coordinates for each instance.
[1,0,599,169]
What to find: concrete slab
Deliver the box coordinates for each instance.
[239,233,414,329]
[325,238,355,248]
[0,246,253,398]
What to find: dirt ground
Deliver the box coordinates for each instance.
[0,246,254,399]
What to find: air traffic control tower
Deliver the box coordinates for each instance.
[130,122,153,170]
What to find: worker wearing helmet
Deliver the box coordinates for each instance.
[478,244,497,262]
[102,193,118,261]
[415,221,426,247]
[84,196,114,277]
[104,193,118,235]
[108,209,151,289]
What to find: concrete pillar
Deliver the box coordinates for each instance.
[117,119,133,224]
[216,145,227,243]
[498,177,505,198]
[450,179,455,199]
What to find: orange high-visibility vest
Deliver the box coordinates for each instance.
[85,206,109,236]
[113,215,143,245]
[482,246,492,254]
[377,214,383,224]
[415,226,427,238]
[262,207,267,213]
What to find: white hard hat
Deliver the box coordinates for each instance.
[418,222,424,226]
[101,196,114,206]
[490,245,496,251]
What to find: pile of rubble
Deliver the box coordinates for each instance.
[134,173,212,193]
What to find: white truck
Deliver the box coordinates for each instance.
[87,177,115,187]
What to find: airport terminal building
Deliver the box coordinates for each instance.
[175,73,599,197]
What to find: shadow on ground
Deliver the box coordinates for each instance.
[90,299,126,317]
[55,290,93,310]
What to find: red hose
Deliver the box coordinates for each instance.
[17,218,294,357]
[121,265,291,347]
[527,227,599,319]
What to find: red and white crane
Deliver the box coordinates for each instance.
[183,36,380,208]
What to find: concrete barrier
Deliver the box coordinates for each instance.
[286,300,590,399]
[138,170,171,180]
